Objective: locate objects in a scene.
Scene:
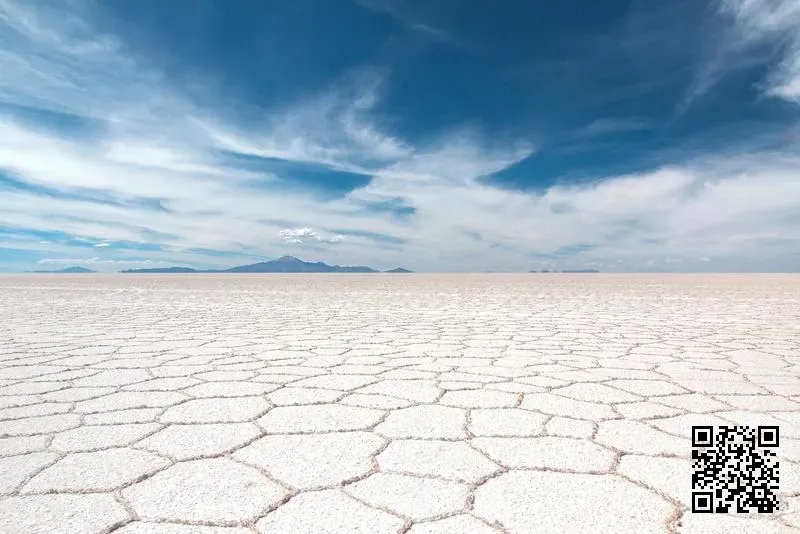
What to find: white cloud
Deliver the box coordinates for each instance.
[0,1,798,273]
[279,228,345,244]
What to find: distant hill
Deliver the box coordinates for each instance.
[120,256,403,274]
[384,267,413,273]
[30,266,96,273]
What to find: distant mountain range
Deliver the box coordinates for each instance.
[29,266,96,273]
[120,256,414,274]
[23,258,598,275]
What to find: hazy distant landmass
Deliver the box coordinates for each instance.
[121,256,413,274]
[120,267,197,274]
[529,269,600,273]
[384,267,413,273]
[30,266,96,273]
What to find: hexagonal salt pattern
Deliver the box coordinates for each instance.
[1,273,799,532]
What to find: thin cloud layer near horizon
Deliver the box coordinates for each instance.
[1,0,799,273]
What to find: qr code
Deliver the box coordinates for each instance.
[692,425,780,513]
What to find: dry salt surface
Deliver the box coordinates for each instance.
[0,273,799,533]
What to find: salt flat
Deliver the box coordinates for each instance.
[0,273,798,533]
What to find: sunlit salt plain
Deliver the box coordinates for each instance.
[0,273,798,533]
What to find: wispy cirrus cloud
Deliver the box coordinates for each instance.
[719,0,800,102]
[211,68,413,171]
[352,0,454,43]
[682,0,800,110]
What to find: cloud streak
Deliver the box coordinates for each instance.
[353,0,454,43]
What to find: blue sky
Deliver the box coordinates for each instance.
[1,0,799,272]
